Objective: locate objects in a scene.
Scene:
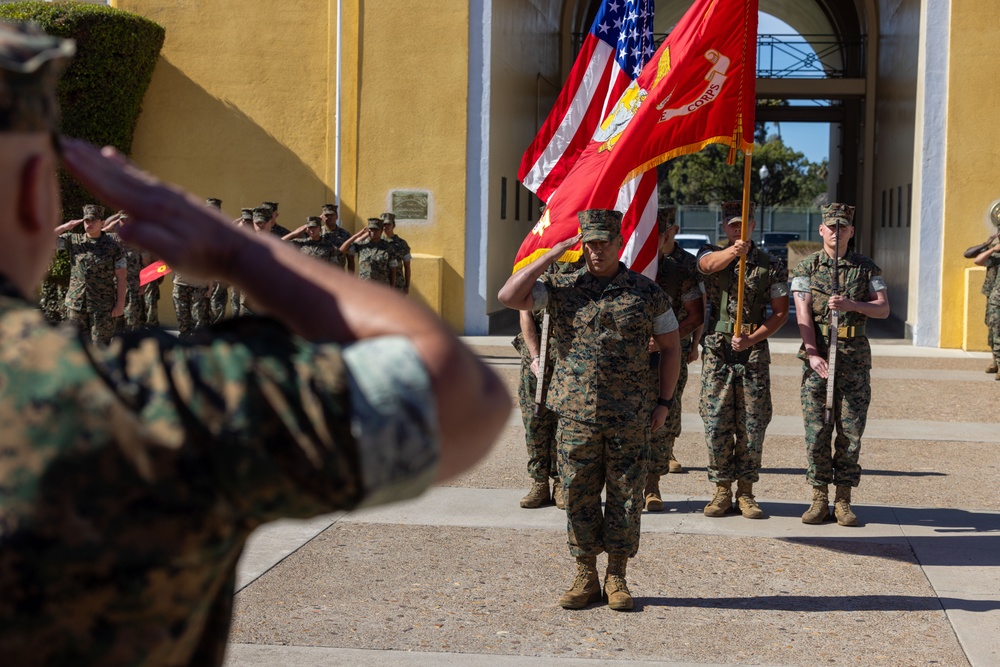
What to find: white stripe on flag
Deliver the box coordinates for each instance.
[521,41,615,194]
[595,60,625,138]
[618,172,660,279]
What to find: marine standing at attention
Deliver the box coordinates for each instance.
[697,201,788,520]
[791,203,889,525]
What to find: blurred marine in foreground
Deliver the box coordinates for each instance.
[0,22,509,665]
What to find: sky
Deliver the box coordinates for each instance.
[757,13,830,165]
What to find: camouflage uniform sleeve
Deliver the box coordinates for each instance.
[678,263,701,303]
[651,287,678,334]
[93,320,437,524]
[864,257,887,294]
[790,254,812,293]
[695,244,721,274]
[399,238,413,261]
[56,233,69,251]
[341,336,438,508]
[531,279,550,311]
[769,257,790,298]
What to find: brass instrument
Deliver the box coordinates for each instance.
[962,201,1000,258]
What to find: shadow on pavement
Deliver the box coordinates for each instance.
[633,595,1000,613]
[684,466,949,478]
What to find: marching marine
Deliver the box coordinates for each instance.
[791,203,889,525]
[696,201,789,519]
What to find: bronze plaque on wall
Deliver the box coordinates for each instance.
[391,191,429,221]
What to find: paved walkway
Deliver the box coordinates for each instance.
[224,338,999,667]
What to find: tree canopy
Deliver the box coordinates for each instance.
[658,135,828,208]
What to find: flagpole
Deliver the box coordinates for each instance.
[734,152,753,336]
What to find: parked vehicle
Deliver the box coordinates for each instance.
[760,232,801,261]
[674,233,712,256]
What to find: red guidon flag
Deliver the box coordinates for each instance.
[139,260,171,286]
[513,0,758,275]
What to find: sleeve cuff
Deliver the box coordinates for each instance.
[531,280,549,310]
[342,336,440,508]
[790,276,811,293]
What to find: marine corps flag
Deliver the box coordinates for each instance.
[513,0,758,274]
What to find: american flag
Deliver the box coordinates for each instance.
[517,0,660,276]
[519,0,656,200]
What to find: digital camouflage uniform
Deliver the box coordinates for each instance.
[350,238,398,287]
[321,227,352,270]
[143,277,163,328]
[0,278,439,665]
[59,231,126,346]
[649,244,703,475]
[294,237,341,264]
[984,253,1000,369]
[792,249,886,488]
[209,282,229,324]
[107,232,143,333]
[514,260,585,487]
[512,313,557,483]
[697,241,788,484]
[537,263,676,558]
[172,272,211,338]
[385,234,412,293]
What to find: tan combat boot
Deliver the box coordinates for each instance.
[553,478,566,510]
[604,555,633,611]
[834,486,858,526]
[558,556,601,609]
[519,479,550,508]
[668,455,684,474]
[644,474,664,512]
[735,481,765,519]
[801,484,829,524]
[986,361,998,374]
[703,482,733,517]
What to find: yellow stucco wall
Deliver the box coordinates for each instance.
[111,0,469,330]
[346,1,469,330]
[940,1,1000,348]
[963,267,989,351]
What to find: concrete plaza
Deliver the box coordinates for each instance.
[224,332,1000,667]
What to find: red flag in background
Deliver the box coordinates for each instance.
[515,0,658,275]
[513,0,759,275]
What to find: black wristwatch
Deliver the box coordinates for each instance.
[656,396,675,409]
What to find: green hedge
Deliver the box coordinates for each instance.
[0,2,164,318]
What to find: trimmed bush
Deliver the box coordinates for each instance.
[0,2,164,318]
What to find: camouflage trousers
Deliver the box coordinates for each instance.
[557,414,649,558]
[143,282,160,328]
[67,306,115,346]
[801,359,871,487]
[230,287,242,318]
[518,355,557,481]
[698,348,772,483]
[117,283,142,334]
[172,284,209,338]
[209,283,229,324]
[988,289,1000,364]
[648,338,692,475]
